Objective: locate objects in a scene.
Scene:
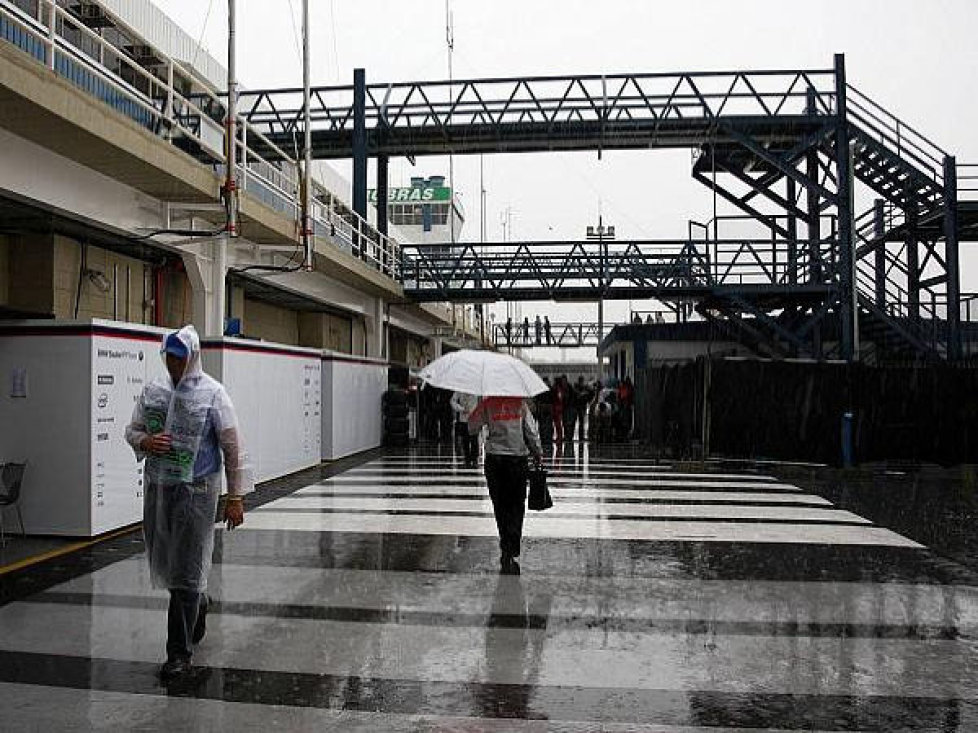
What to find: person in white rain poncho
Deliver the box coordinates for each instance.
[125,325,251,681]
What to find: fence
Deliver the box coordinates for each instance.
[635,357,978,465]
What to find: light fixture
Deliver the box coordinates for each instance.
[85,268,112,293]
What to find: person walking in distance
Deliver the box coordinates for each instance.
[573,376,593,441]
[618,375,635,440]
[451,391,481,467]
[125,325,250,681]
[468,395,544,574]
[562,377,578,442]
[535,377,555,445]
[551,375,566,444]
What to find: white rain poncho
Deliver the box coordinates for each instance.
[125,325,252,591]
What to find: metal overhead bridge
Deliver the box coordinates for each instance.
[396,236,832,304]
[238,55,978,363]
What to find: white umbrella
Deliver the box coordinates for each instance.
[418,349,547,397]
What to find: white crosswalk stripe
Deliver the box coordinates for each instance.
[252,456,919,547]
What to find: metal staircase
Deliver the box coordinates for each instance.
[844,85,958,361]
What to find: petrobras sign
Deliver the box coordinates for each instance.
[368,186,451,204]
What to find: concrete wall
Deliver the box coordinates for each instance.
[297,311,354,353]
[52,236,152,323]
[645,340,751,364]
[7,234,55,316]
[158,267,193,329]
[242,298,300,345]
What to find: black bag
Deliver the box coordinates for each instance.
[527,467,553,511]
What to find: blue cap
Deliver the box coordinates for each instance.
[163,332,189,359]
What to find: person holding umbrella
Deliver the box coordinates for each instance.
[468,394,543,574]
[418,350,547,575]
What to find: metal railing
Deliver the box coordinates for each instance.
[239,68,838,150]
[689,215,838,288]
[846,84,946,186]
[492,321,607,348]
[957,164,978,201]
[398,236,838,302]
[0,0,401,280]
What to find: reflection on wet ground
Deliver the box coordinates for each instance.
[1,444,978,730]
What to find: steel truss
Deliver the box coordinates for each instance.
[238,55,976,361]
[493,321,605,349]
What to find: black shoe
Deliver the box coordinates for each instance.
[500,555,521,575]
[192,596,209,645]
[160,657,192,681]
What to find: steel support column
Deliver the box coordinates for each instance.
[833,54,855,361]
[944,155,962,360]
[377,155,389,237]
[873,199,886,310]
[905,185,920,320]
[786,177,798,285]
[352,68,368,234]
[806,150,822,284]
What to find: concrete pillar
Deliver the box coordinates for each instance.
[180,249,215,335]
[427,336,443,364]
[364,296,385,359]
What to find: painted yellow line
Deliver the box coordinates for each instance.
[0,525,140,576]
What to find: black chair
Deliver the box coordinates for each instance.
[0,462,26,546]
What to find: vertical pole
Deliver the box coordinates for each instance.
[874,199,887,310]
[806,150,822,284]
[47,0,56,70]
[786,178,797,285]
[214,0,237,337]
[240,116,248,191]
[834,53,855,361]
[377,155,389,237]
[164,61,174,140]
[597,215,604,363]
[804,85,824,357]
[352,67,368,260]
[944,155,962,360]
[302,0,313,270]
[905,184,919,321]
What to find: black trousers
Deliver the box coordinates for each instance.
[484,454,529,558]
[456,421,479,464]
[167,589,206,661]
[562,405,578,441]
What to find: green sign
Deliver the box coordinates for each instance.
[368,186,451,204]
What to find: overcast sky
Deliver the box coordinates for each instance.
[157,0,978,359]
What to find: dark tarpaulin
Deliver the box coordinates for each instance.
[635,358,978,465]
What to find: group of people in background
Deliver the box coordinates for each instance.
[418,374,635,450]
[504,315,554,346]
[533,375,634,445]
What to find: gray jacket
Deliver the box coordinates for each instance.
[468,397,543,458]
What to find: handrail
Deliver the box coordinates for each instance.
[0,0,402,281]
[238,69,839,137]
[846,84,946,185]
[957,163,978,200]
[846,84,947,162]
